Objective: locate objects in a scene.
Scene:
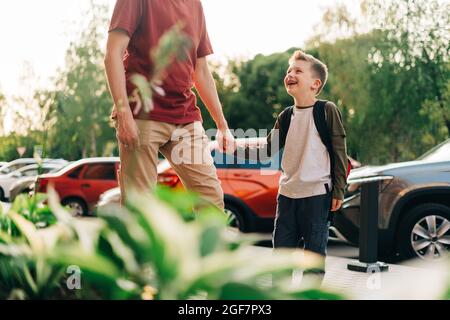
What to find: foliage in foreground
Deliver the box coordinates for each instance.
[0,187,342,300]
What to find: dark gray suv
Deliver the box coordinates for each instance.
[333,139,450,261]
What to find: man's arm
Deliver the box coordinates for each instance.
[194,57,235,153]
[104,30,139,149]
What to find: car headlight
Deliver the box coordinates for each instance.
[346,175,394,197]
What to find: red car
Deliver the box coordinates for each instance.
[97,139,283,232]
[35,157,120,216]
[97,139,361,233]
[154,138,360,232]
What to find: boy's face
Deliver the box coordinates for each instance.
[284,60,321,97]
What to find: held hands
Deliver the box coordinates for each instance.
[331,198,343,212]
[216,125,236,154]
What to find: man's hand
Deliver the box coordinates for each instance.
[116,111,140,150]
[216,126,236,154]
[331,198,343,212]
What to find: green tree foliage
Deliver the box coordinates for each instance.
[216,0,449,164]
[0,132,43,161]
[197,52,295,133]
[36,2,115,160]
[358,0,450,162]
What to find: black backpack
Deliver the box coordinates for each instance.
[277,100,351,187]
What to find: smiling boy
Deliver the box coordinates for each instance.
[273,49,348,258]
[236,50,348,258]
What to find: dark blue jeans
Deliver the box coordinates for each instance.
[273,192,332,256]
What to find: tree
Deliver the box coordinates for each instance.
[196,61,239,131]
[0,131,43,161]
[39,1,115,160]
[302,0,450,163]
[208,51,295,133]
[362,0,450,156]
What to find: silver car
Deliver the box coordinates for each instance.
[335,139,450,261]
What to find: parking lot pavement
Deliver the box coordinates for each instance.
[257,237,360,259]
[323,256,449,299]
[249,245,449,299]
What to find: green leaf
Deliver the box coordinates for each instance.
[218,282,274,300]
[288,289,343,300]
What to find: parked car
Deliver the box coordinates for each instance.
[35,157,120,216]
[0,159,41,176]
[335,138,450,261]
[97,138,281,231]
[0,162,68,201]
[0,158,67,176]
[97,138,361,234]
[8,163,71,202]
[96,159,178,209]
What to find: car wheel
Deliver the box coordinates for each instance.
[224,203,247,232]
[62,198,88,217]
[398,203,450,260]
[0,188,4,202]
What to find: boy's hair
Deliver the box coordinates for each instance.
[289,50,328,95]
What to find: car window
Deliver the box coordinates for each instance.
[41,167,57,174]
[68,165,84,179]
[83,163,116,180]
[22,169,38,177]
[1,164,24,174]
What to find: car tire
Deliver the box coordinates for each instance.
[0,187,4,202]
[62,198,88,217]
[224,203,247,232]
[398,203,450,260]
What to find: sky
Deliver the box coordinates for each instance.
[0,0,362,97]
[0,0,362,133]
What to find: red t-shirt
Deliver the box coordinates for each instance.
[109,0,213,124]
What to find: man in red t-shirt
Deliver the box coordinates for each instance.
[105,0,234,209]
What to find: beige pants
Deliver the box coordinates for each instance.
[117,119,224,210]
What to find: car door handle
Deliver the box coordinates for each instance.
[81,184,91,188]
[233,173,252,178]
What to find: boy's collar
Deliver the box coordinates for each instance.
[294,99,318,109]
[295,103,316,110]
[295,105,315,109]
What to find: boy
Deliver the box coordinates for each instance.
[236,50,348,258]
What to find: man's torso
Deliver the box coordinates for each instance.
[110,0,213,124]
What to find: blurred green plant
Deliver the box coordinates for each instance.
[0,194,55,237]
[0,186,343,300]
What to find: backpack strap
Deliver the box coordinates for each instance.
[278,106,294,150]
[313,100,336,183]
